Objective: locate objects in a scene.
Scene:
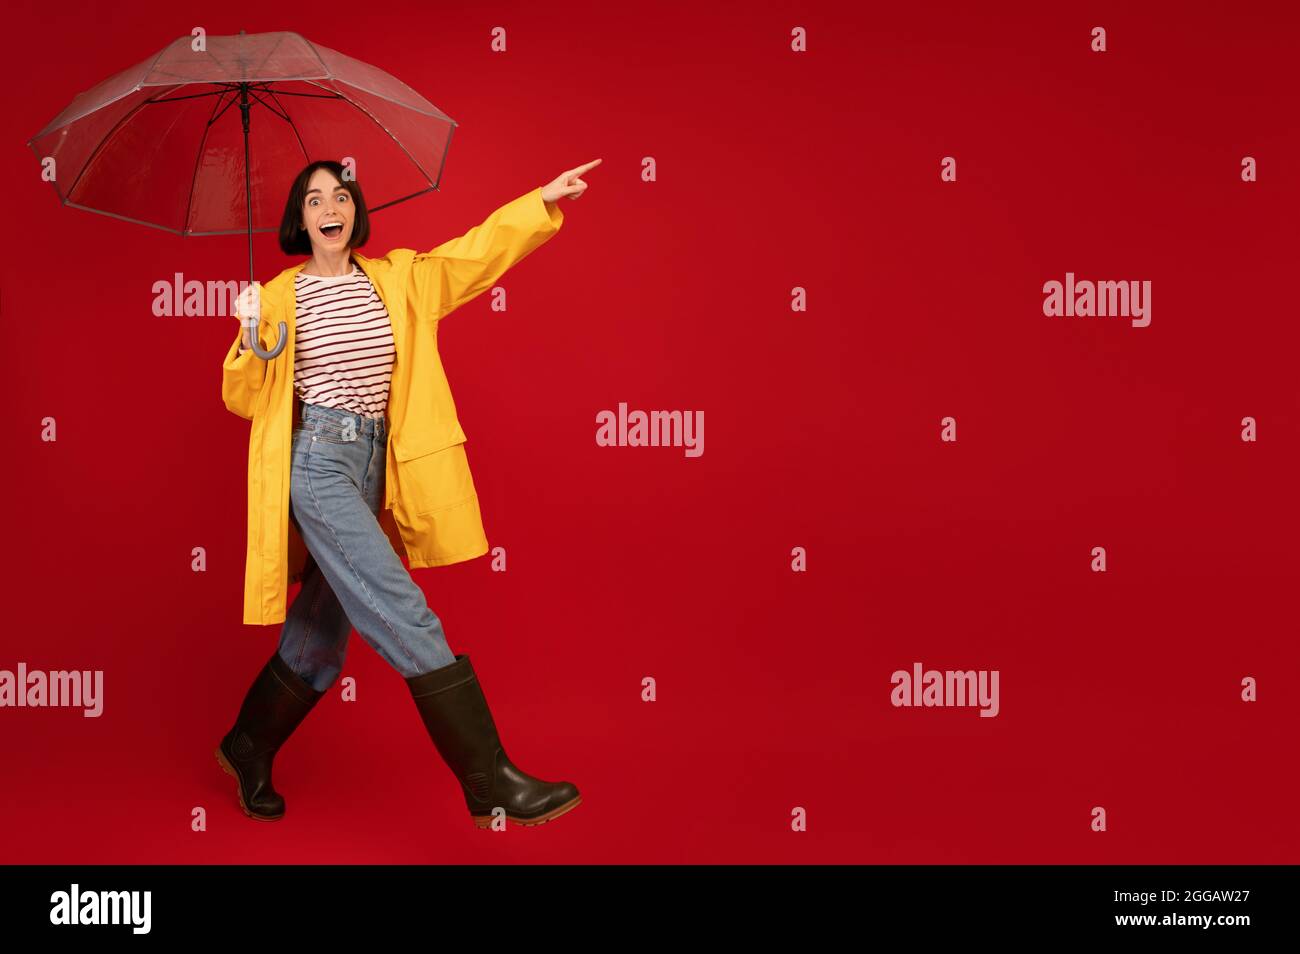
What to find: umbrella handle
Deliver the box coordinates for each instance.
[243,318,288,359]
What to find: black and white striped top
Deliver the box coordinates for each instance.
[293,262,395,420]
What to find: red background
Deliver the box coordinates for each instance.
[2,0,1297,863]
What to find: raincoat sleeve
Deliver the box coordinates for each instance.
[221,323,268,420]
[410,186,564,322]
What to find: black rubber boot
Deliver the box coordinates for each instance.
[215,651,326,821]
[404,654,581,828]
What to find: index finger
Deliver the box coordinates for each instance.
[570,158,602,176]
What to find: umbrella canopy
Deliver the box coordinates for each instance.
[28,30,455,234]
[27,30,457,357]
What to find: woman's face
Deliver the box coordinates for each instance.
[300,168,356,254]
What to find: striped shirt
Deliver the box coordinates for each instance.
[292,262,395,419]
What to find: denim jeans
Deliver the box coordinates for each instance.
[276,401,457,692]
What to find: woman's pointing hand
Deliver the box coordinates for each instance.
[541,158,602,203]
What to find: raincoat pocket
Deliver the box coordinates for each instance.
[396,429,475,517]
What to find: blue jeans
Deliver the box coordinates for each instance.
[277,401,457,692]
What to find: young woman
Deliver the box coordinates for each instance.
[215,158,599,829]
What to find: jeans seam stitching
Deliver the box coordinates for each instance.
[303,434,422,673]
[292,567,327,679]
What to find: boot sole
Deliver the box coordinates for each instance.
[214,745,285,822]
[472,794,583,829]
[217,743,581,829]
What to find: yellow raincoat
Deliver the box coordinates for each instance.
[222,186,563,625]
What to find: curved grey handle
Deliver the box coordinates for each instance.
[243,319,288,360]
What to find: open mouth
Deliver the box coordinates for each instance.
[319,222,345,238]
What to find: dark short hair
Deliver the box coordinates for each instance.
[278,160,371,255]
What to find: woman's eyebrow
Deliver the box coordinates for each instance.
[305,186,348,196]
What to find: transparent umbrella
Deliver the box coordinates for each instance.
[26,29,457,358]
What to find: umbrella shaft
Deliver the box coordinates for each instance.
[240,84,254,289]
